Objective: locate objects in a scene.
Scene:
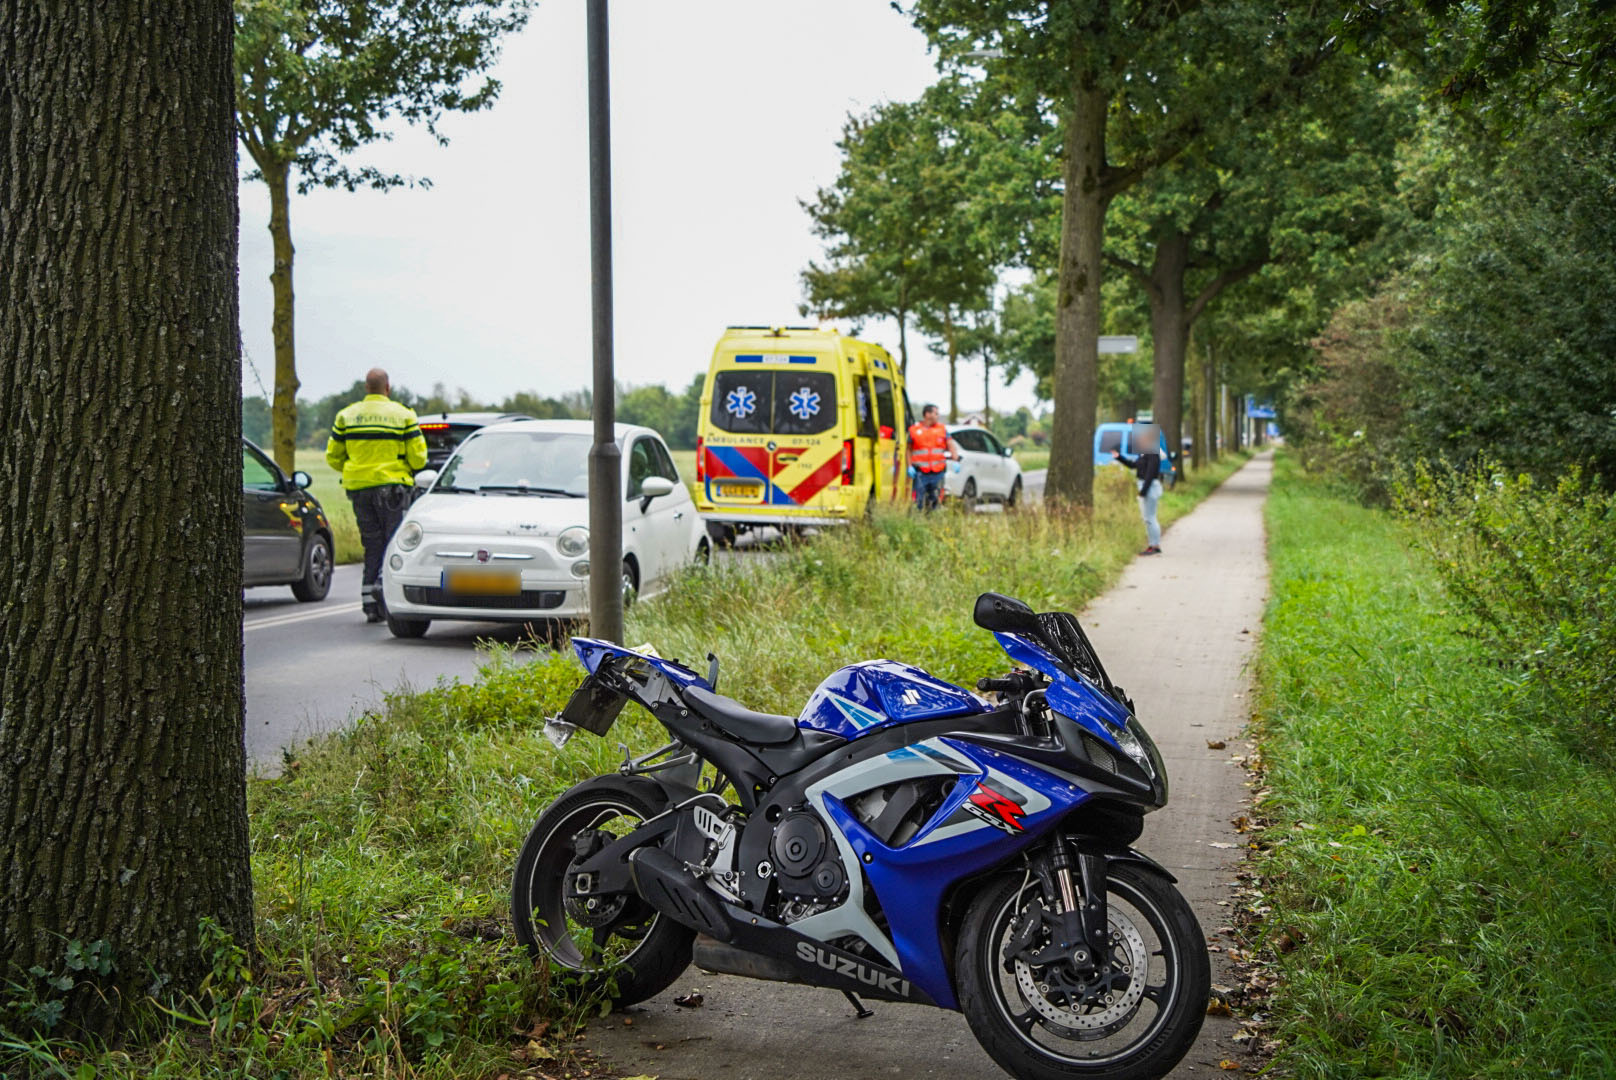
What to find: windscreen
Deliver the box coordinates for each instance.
[438,431,591,494]
[1098,429,1124,454]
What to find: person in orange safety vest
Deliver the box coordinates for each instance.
[908,404,962,512]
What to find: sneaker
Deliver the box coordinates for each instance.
[364,608,385,624]
[1140,546,1162,556]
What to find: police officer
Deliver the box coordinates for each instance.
[325,368,428,622]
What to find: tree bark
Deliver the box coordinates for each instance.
[1046,76,1108,508]
[945,310,958,422]
[1148,231,1190,471]
[0,0,252,1038]
[1203,342,1218,463]
[264,158,300,473]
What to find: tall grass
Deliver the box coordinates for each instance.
[2,452,1251,1078]
[1253,453,1616,1078]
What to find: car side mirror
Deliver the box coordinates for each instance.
[639,475,675,511]
[1003,447,1014,457]
[413,469,439,490]
[292,470,313,489]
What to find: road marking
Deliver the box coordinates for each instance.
[244,602,363,633]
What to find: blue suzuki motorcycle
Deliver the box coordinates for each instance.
[512,592,1208,1080]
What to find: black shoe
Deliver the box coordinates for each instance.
[364,608,385,624]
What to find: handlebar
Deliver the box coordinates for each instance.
[977,671,1041,696]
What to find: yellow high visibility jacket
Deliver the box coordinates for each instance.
[325,394,428,490]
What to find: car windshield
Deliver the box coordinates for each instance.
[438,431,590,495]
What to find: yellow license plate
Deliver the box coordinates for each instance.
[441,567,521,597]
[716,482,760,499]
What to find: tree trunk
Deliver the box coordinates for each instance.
[896,306,910,376]
[983,351,991,424]
[0,0,252,1039]
[1202,343,1217,463]
[1046,77,1108,508]
[265,158,299,473]
[945,310,958,422]
[1186,332,1201,474]
[1148,230,1190,474]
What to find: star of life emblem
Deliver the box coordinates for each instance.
[788,386,821,420]
[725,386,757,419]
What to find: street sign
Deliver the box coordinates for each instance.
[1098,335,1138,354]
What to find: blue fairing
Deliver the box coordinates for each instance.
[571,637,710,689]
[996,630,1132,732]
[797,660,988,740]
[820,737,1093,1008]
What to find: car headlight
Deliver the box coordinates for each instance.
[556,526,589,557]
[397,521,423,551]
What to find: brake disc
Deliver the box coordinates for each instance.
[1013,911,1150,1034]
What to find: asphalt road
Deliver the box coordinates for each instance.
[243,563,539,766]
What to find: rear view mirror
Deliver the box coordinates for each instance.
[640,476,676,498]
[973,592,1040,636]
[413,469,439,490]
[1003,447,1014,457]
[291,470,312,489]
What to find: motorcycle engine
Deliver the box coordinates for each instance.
[769,808,847,920]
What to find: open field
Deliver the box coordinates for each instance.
[8,457,1252,1077]
[1251,455,1616,1077]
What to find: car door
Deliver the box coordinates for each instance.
[243,441,300,583]
[625,435,681,585]
[978,429,1011,497]
[647,437,695,571]
[952,428,990,496]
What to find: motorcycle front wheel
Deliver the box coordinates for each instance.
[956,862,1209,1080]
[511,775,695,1007]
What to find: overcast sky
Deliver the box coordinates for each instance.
[237,0,1046,417]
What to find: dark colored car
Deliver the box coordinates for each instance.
[418,412,535,470]
[243,438,333,601]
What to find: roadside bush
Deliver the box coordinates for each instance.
[1397,463,1616,762]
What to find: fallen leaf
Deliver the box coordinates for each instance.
[1207,739,1227,750]
[1219,1059,1242,1070]
[1206,999,1233,1016]
[1210,841,1236,849]
[674,991,704,1008]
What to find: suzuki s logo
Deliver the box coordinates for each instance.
[964,781,1027,834]
[795,942,910,997]
[901,689,921,706]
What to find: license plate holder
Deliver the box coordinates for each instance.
[441,566,522,597]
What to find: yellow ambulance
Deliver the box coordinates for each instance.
[696,327,911,539]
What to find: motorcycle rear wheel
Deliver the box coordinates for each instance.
[956,862,1208,1080]
[511,776,695,1007]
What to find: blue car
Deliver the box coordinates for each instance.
[1094,422,1178,487]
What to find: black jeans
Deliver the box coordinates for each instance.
[349,484,411,611]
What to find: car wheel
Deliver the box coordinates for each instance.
[290,532,333,602]
[693,537,712,567]
[386,615,430,639]
[622,559,638,608]
[1006,476,1023,509]
[961,477,978,511]
[706,521,736,549]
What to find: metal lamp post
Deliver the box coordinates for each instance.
[586,0,623,643]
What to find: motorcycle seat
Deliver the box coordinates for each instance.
[682,686,800,745]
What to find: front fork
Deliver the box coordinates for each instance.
[1040,839,1113,973]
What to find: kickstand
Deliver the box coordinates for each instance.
[842,990,874,1019]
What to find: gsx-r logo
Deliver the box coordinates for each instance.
[964,781,1028,834]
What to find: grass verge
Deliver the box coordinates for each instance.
[4,452,1252,1077]
[1250,453,1616,1078]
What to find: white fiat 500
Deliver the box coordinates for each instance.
[380,420,708,638]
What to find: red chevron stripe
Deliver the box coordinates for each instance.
[786,453,843,505]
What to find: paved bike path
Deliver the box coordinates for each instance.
[586,453,1273,1079]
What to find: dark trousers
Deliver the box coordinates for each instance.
[914,469,945,511]
[349,484,411,612]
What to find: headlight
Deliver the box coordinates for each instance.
[556,526,589,557]
[1110,721,1155,776]
[397,521,423,551]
